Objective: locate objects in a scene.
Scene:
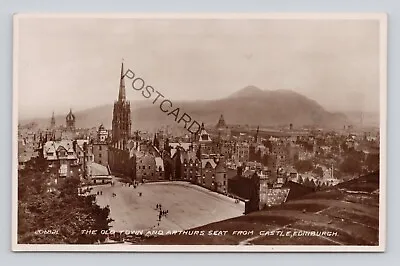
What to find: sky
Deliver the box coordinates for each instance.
[16,16,382,119]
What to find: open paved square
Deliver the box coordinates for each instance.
[92,180,245,232]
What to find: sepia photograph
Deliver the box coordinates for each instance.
[12,13,387,252]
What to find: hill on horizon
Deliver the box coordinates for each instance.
[19,86,350,131]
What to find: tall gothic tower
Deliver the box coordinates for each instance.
[112,62,131,146]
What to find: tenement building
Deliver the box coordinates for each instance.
[92,124,109,167]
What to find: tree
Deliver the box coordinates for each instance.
[294,160,313,173]
[340,155,362,175]
[312,166,324,177]
[365,153,379,172]
[18,157,113,244]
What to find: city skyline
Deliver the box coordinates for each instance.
[16,16,380,120]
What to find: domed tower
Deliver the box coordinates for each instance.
[66,108,76,131]
[98,123,108,142]
[215,114,227,130]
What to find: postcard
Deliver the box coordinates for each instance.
[12,13,387,252]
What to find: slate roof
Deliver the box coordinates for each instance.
[201,158,217,169]
[90,162,111,176]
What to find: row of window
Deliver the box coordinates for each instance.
[141,172,163,177]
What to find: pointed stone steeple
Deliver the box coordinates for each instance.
[112,60,131,143]
[118,61,126,102]
[50,111,56,129]
[254,126,259,143]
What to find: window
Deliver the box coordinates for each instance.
[148,166,151,170]
[142,166,145,170]
[99,146,102,151]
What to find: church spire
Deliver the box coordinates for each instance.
[255,125,259,142]
[50,111,56,129]
[118,60,126,102]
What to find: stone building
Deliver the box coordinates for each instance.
[235,142,250,163]
[136,152,157,182]
[214,159,228,193]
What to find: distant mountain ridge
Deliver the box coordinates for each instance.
[19,86,350,131]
